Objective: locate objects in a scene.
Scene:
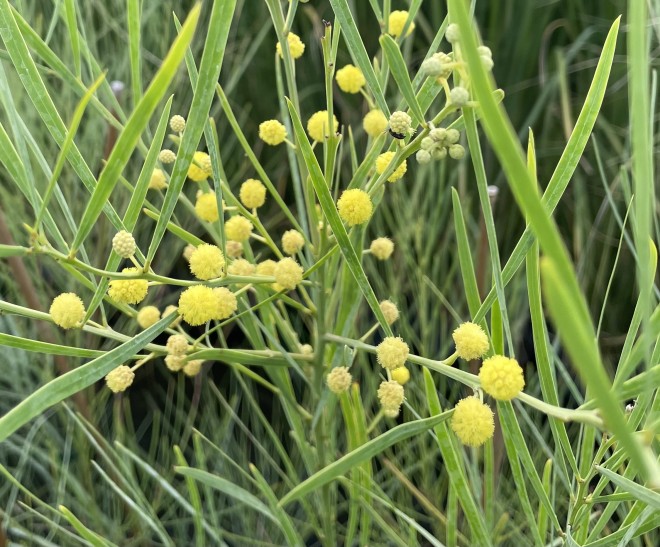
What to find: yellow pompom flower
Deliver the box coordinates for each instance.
[178,285,219,326]
[189,244,225,281]
[183,359,204,377]
[226,240,243,258]
[276,32,305,59]
[479,355,525,400]
[50,293,85,329]
[376,151,407,182]
[228,258,256,276]
[274,258,303,290]
[281,229,305,255]
[335,64,366,93]
[452,322,489,360]
[240,179,267,209]
[326,366,352,394]
[370,237,394,260]
[389,10,415,38]
[195,192,219,222]
[166,334,188,356]
[451,397,495,447]
[259,120,287,146]
[391,366,411,385]
[136,306,160,329]
[105,365,135,393]
[149,168,168,190]
[213,287,238,319]
[165,354,186,372]
[377,380,405,414]
[379,300,399,325]
[225,216,253,242]
[187,151,212,182]
[363,109,388,138]
[307,111,339,142]
[163,304,182,327]
[337,189,373,226]
[376,336,409,370]
[108,268,148,304]
[256,259,277,277]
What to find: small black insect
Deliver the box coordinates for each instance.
[389,128,406,139]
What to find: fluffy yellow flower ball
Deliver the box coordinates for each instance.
[195,192,219,223]
[227,258,256,277]
[178,285,219,326]
[377,380,405,414]
[451,397,495,447]
[165,354,186,372]
[276,32,305,59]
[189,244,225,281]
[452,322,489,360]
[363,109,388,138]
[105,365,135,393]
[379,300,399,325]
[376,151,407,182]
[337,189,373,226]
[50,293,85,329]
[170,115,186,133]
[213,287,238,319]
[166,334,188,356]
[307,111,339,142]
[370,237,394,260]
[148,168,168,190]
[225,216,253,242]
[281,229,305,255]
[240,179,267,209]
[376,336,409,371]
[187,151,212,182]
[389,10,415,38]
[259,120,287,146]
[136,306,160,329]
[226,240,244,258]
[335,64,366,93]
[479,355,525,400]
[183,359,204,377]
[256,260,277,278]
[326,366,352,394]
[274,257,303,290]
[108,268,148,304]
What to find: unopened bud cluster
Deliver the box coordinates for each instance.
[416,127,465,165]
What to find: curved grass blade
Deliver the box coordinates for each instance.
[595,466,660,510]
[328,0,389,116]
[279,411,452,507]
[145,0,237,267]
[380,34,424,125]
[175,467,277,524]
[472,17,621,324]
[447,0,656,480]
[0,333,102,358]
[286,99,392,334]
[0,314,174,442]
[70,5,201,254]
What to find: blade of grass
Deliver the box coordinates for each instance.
[145,0,237,267]
[328,0,390,116]
[380,34,425,125]
[70,5,200,254]
[279,411,452,507]
[448,1,656,481]
[0,313,174,442]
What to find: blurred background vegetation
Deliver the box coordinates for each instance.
[0,0,652,545]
